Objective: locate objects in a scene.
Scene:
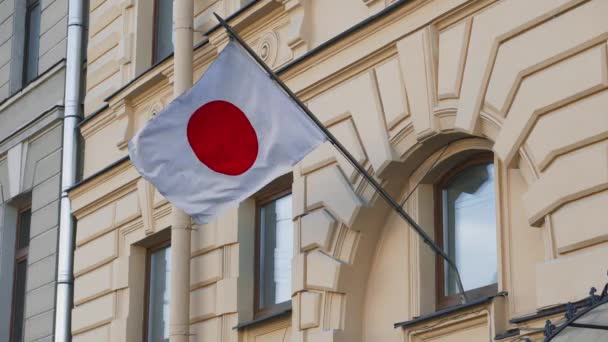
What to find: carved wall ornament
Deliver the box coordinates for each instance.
[257,31,279,67]
[283,0,310,56]
[114,100,134,150]
[148,100,165,119]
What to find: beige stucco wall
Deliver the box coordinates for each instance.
[72,0,608,341]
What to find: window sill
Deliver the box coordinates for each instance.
[234,306,292,330]
[437,283,499,311]
[393,291,507,329]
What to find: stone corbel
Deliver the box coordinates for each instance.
[114,99,134,150]
[137,178,155,235]
[160,66,175,89]
[283,0,310,57]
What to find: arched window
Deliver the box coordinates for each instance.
[435,153,498,308]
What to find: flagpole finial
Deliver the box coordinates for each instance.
[213,12,226,26]
[213,12,237,41]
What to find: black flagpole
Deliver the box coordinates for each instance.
[213,13,468,303]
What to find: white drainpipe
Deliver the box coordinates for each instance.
[54,0,86,341]
[169,1,193,342]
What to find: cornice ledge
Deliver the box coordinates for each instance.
[107,71,169,109]
[72,177,139,220]
[0,59,66,113]
[0,105,64,155]
[80,68,170,140]
[80,106,113,138]
[69,158,134,207]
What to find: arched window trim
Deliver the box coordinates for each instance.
[434,152,498,309]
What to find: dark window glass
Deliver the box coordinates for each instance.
[17,209,31,249]
[153,0,174,63]
[146,245,171,342]
[258,194,293,311]
[11,207,31,342]
[436,155,498,308]
[10,261,27,342]
[24,0,41,85]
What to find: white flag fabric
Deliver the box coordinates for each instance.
[129,42,326,223]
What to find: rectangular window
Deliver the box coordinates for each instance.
[11,208,31,342]
[24,0,41,85]
[153,0,174,64]
[256,191,293,317]
[144,242,171,342]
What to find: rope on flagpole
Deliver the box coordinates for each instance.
[213,13,469,304]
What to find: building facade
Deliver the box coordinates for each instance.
[71,0,608,341]
[0,0,70,341]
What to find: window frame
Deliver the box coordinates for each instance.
[152,0,161,64]
[23,0,41,87]
[152,0,172,65]
[253,175,293,319]
[434,153,498,309]
[10,206,31,342]
[142,239,171,342]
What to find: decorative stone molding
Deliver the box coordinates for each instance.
[119,0,135,77]
[137,178,155,235]
[148,100,165,119]
[300,209,337,252]
[7,142,27,199]
[305,251,341,292]
[397,26,439,141]
[283,0,310,57]
[299,291,321,329]
[114,100,134,150]
[306,70,399,177]
[118,34,133,66]
[256,31,279,67]
[305,165,363,228]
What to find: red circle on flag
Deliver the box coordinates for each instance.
[187,100,258,176]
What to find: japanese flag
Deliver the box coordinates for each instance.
[129,41,326,223]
